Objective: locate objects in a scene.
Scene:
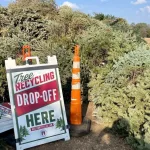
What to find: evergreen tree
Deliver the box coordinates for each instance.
[89,46,150,149]
[56,117,64,130]
[23,126,29,137]
[19,125,29,141]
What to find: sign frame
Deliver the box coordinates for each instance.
[5,56,70,150]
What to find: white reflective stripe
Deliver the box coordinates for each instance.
[72,73,80,79]
[72,83,80,89]
[71,99,77,101]
[73,62,80,68]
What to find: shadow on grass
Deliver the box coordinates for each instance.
[98,118,150,150]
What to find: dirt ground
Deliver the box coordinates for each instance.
[27,102,132,150]
[145,38,150,45]
[27,122,132,150]
[2,102,132,150]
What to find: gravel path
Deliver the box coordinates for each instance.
[28,122,132,150]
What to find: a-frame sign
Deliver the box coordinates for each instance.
[5,56,70,150]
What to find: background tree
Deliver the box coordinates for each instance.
[131,23,150,38]
[94,13,130,32]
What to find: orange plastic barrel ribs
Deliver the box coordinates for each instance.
[22,45,31,62]
[70,45,82,125]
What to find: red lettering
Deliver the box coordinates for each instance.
[21,82,25,90]
[39,75,44,83]
[25,80,30,88]
[44,73,50,81]
[44,72,54,81]
[16,83,21,91]
[35,76,39,84]
[15,72,55,92]
[50,72,54,79]
[30,77,34,86]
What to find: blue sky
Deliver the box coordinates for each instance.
[0,0,150,24]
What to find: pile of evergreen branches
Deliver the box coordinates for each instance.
[0,1,150,148]
[89,46,150,149]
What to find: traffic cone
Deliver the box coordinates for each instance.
[70,45,82,125]
[22,45,32,65]
[69,45,91,137]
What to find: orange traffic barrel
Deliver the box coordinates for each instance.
[70,45,82,125]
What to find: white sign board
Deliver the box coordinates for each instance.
[5,56,70,150]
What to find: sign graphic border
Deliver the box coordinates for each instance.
[10,67,67,145]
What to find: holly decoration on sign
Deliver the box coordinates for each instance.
[19,125,30,141]
[56,117,65,130]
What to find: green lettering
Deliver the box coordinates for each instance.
[24,74,29,80]
[41,111,49,124]
[29,73,34,79]
[26,114,34,127]
[49,110,55,122]
[14,73,23,83]
[14,73,34,83]
[34,113,41,126]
